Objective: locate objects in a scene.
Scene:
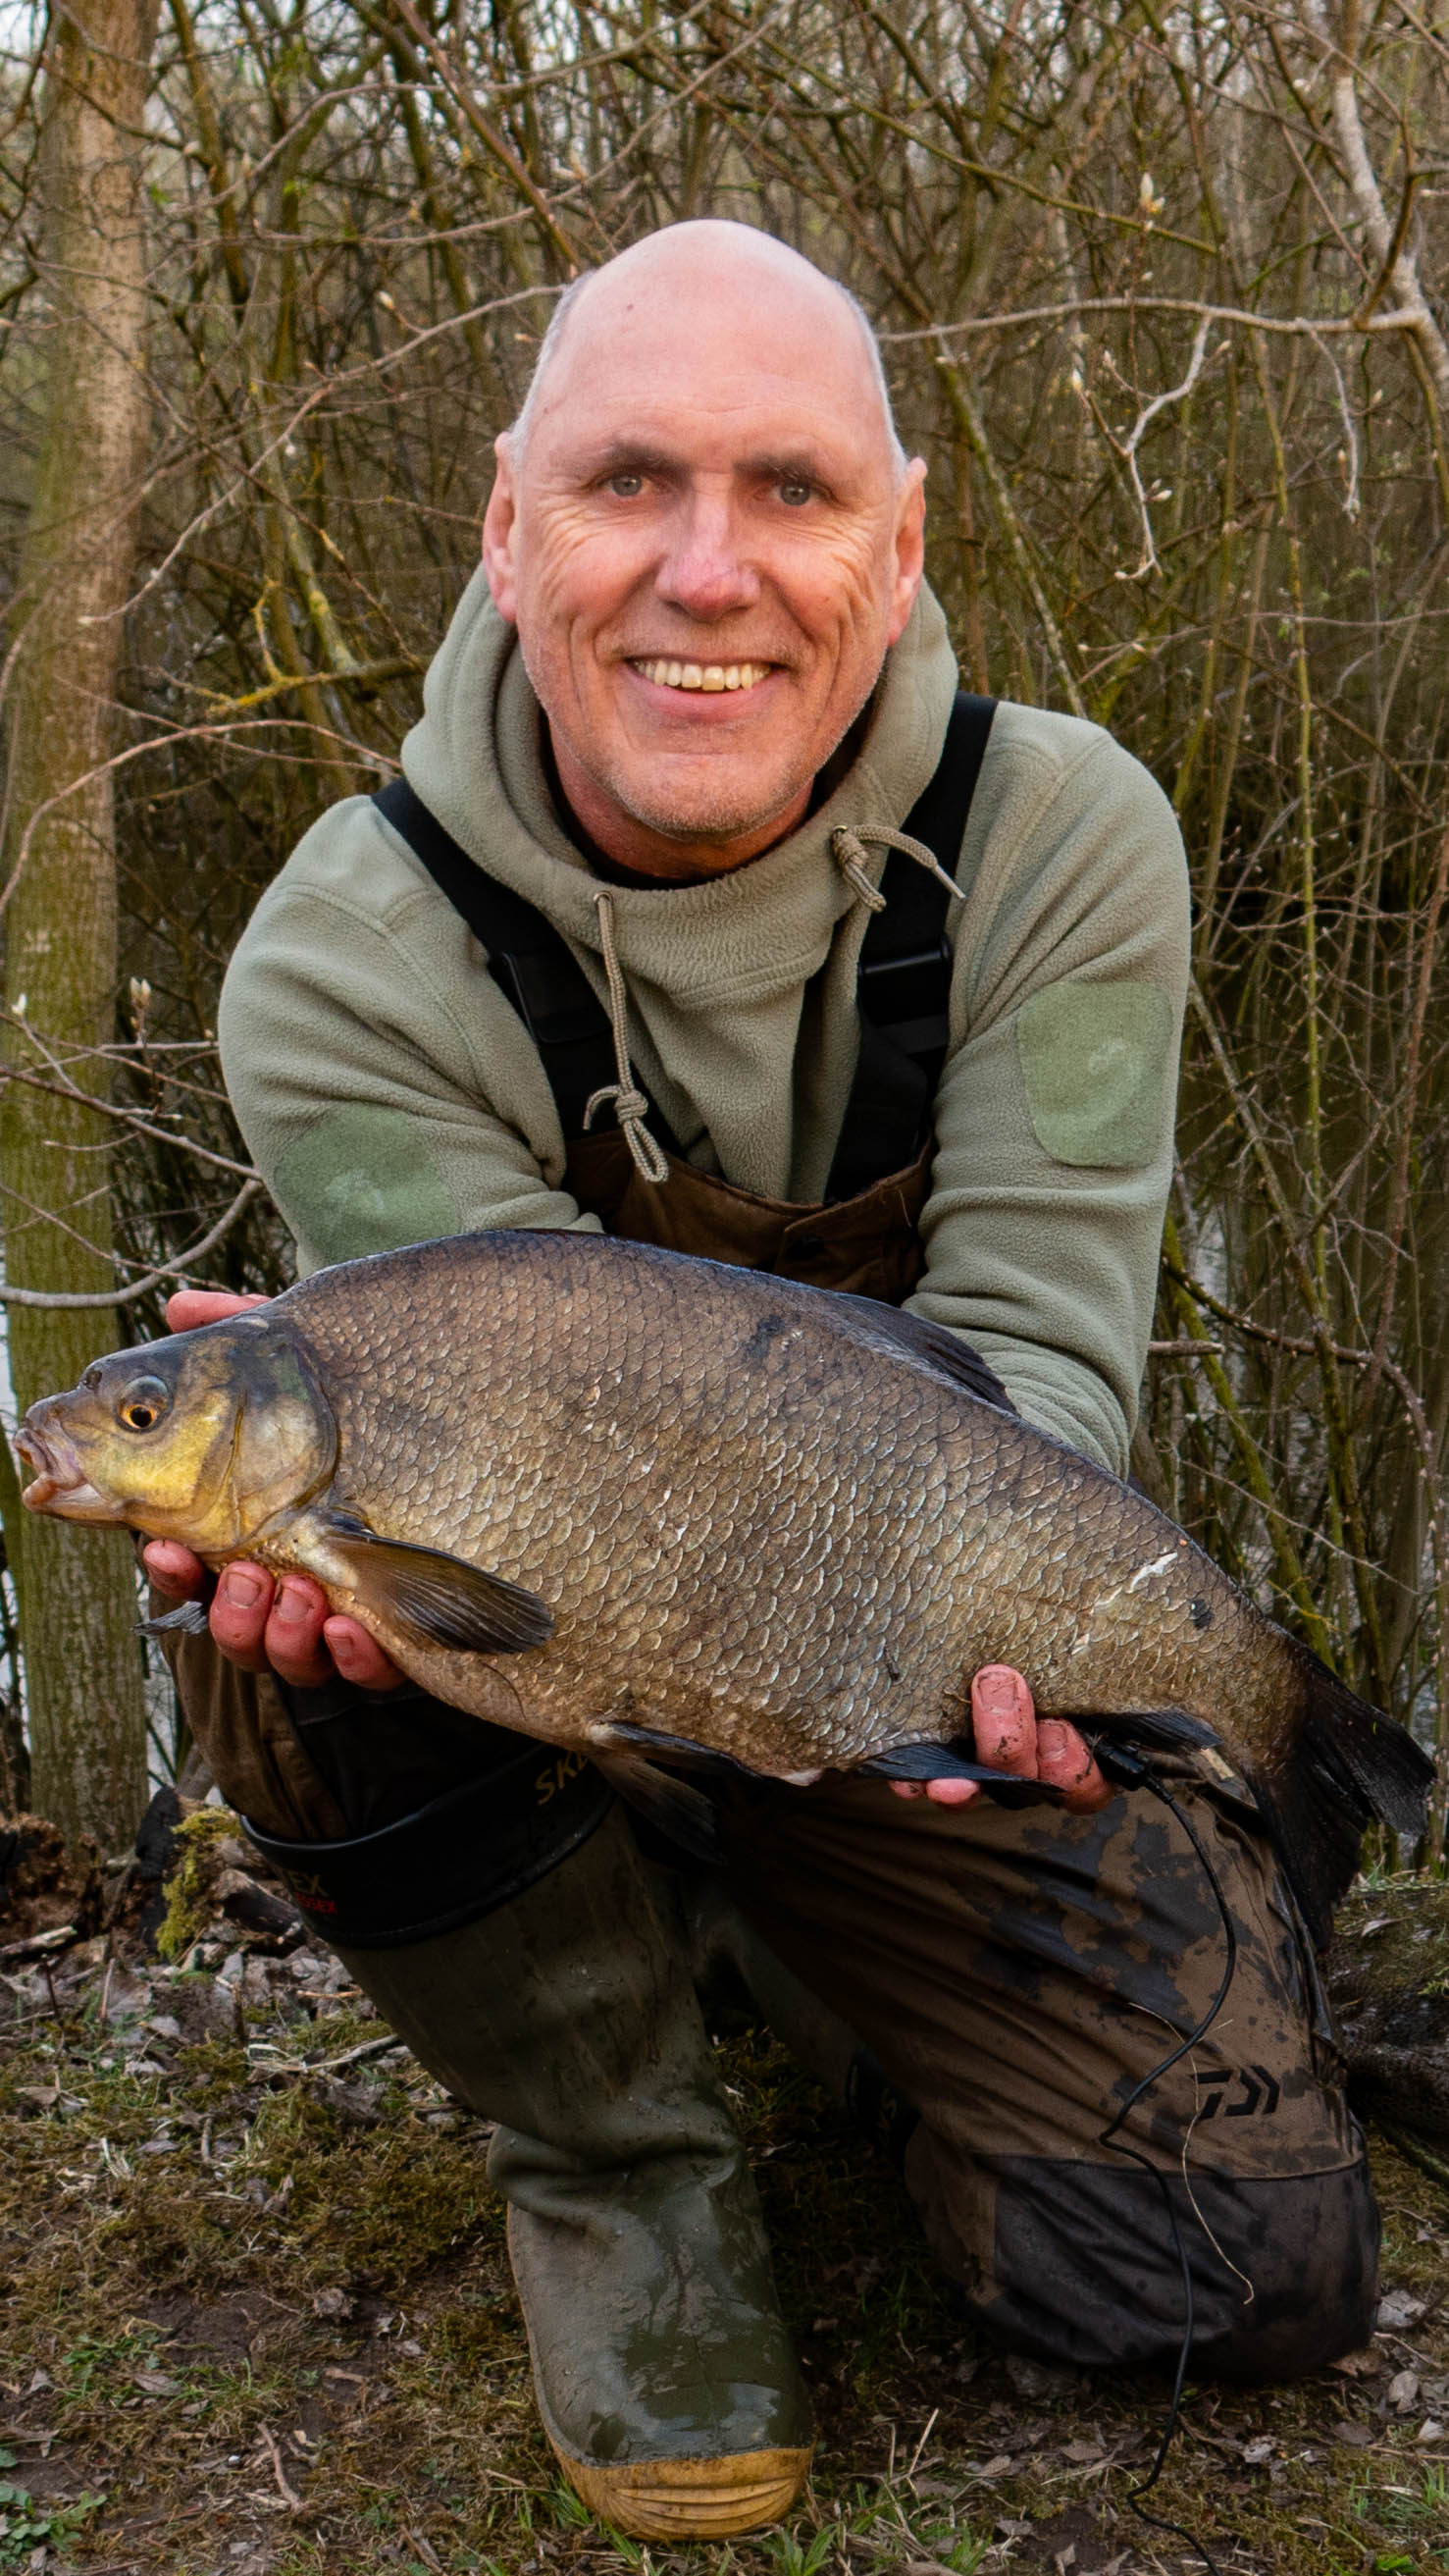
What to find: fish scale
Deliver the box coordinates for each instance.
[16,1225,1434,1942]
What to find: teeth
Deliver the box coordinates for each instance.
[635,658,771,693]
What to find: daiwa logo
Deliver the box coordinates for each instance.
[1193,2063,1281,2119]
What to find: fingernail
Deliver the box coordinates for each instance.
[274,1583,309,1625]
[975,1665,1023,1712]
[222,1568,263,1608]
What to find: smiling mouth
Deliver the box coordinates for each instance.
[630,658,774,694]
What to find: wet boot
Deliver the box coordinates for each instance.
[247,1772,812,2542]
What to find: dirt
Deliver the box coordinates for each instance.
[1,1833,1447,2576]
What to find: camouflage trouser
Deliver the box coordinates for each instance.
[167,1615,1377,2384]
[710,1769,1376,2382]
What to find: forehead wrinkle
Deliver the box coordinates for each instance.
[512,228,905,484]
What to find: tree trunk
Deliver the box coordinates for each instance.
[0,0,161,1848]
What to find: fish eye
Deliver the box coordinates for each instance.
[117,1375,171,1434]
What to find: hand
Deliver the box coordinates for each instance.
[890,1664,1113,1813]
[142,1287,404,1694]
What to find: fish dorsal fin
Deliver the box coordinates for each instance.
[318,1509,552,1655]
[823,1296,1015,1413]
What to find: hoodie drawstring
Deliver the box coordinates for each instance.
[583,888,671,1185]
[583,826,959,1191]
[831,822,966,914]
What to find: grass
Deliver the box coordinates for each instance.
[1,1925,1447,2574]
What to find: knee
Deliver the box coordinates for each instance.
[914,2148,1379,2383]
[1180,2161,1380,2384]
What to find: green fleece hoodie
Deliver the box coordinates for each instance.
[218,577,1189,1475]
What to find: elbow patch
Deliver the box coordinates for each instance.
[274,1105,461,1267]
[1015,980,1176,1169]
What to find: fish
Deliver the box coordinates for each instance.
[15,1227,1432,1940]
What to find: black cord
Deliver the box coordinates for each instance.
[1088,1743,1239,2576]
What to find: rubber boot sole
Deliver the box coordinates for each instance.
[546,2432,812,2539]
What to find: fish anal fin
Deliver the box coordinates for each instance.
[859,1739,1064,1807]
[595,1753,722,1862]
[315,1510,552,1656]
[1080,1707,1220,1756]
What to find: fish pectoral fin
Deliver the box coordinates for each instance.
[595,1753,722,1863]
[859,1739,1065,1808]
[316,1514,552,1655]
[137,1598,211,1640]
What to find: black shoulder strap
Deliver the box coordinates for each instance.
[824,691,997,1201]
[371,776,660,1147]
[373,688,995,1190]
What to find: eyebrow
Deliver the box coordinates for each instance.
[576,438,845,496]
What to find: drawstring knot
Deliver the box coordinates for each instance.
[584,889,670,1186]
[831,821,967,912]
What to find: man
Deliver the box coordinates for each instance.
[150,224,1376,2541]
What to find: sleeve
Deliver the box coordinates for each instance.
[907,718,1190,1476]
[218,802,599,1275]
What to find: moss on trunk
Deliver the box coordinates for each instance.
[0,0,162,1848]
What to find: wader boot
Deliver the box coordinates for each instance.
[243,1747,812,2542]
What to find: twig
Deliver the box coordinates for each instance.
[0,1176,263,1306]
[258,2421,304,2513]
[1116,315,1216,578]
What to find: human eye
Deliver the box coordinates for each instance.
[602,467,646,499]
[777,475,815,507]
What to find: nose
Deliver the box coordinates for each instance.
[654,489,760,622]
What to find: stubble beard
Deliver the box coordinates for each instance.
[592,750,813,851]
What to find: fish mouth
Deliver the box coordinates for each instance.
[13,1420,114,1521]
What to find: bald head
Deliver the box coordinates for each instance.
[481,217,927,881]
[511,223,906,483]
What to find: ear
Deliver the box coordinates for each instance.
[482,432,521,624]
[886,456,927,647]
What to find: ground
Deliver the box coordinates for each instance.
[1,1861,1447,2576]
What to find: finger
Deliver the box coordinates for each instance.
[142,1539,209,1602]
[207,1561,281,1672]
[166,1288,271,1335]
[322,1615,405,1692]
[263,1575,339,1689]
[889,1775,979,1806]
[971,1664,1036,1775]
[1037,1718,1114,1812]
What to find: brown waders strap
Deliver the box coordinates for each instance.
[372,692,996,1200]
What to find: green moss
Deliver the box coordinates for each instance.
[154,1807,242,1962]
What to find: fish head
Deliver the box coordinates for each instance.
[15,1316,337,1554]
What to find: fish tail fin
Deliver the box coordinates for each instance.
[1263,1652,1434,1946]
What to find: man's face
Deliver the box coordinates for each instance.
[482,233,926,878]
